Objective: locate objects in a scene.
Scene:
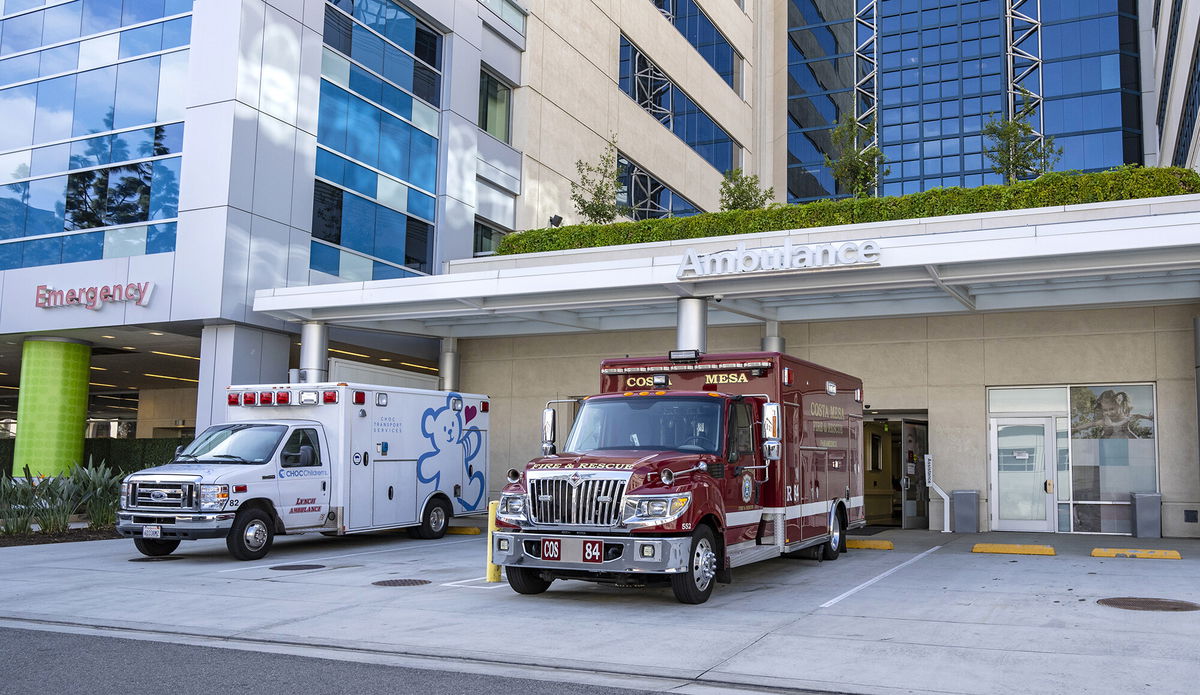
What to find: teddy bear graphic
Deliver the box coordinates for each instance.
[418,393,485,511]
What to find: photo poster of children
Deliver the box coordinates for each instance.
[1068,385,1157,527]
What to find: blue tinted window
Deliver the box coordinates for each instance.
[22,235,62,266]
[0,242,20,269]
[0,51,40,84]
[30,141,69,175]
[123,0,166,26]
[119,22,162,58]
[310,240,340,275]
[145,221,175,253]
[25,174,66,235]
[324,3,441,107]
[112,55,158,129]
[407,189,433,220]
[0,83,36,149]
[71,65,116,136]
[161,16,190,49]
[374,205,407,264]
[656,0,738,89]
[61,230,104,262]
[340,189,375,254]
[41,2,83,45]
[1,10,43,56]
[618,154,700,219]
[105,163,149,224]
[33,74,75,143]
[148,155,180,218]
[70,134,109,168]
[82,0,123,36]
[39,42,78,76]
[317,80,349,151]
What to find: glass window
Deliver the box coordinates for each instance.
[147,155,179,219]
[22,235,61,266]
[478,69,510,142]
[281,428,322,467]
[25,173,66,235]
[1069,385,1156,502]
[61,230,104,262]
[119,22,162,58]
[473,219,505,256]
[71,64,116,136]
[112,54,159,129]
[81,0,123,36]
[1,8,43,56]
[145,220,175,253]
[988,387,1068,414]
[104,160,150,224]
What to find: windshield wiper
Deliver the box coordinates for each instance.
[173,453,198,461]
[209,454,251,464]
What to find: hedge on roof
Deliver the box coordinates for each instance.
[495,166,1200,256]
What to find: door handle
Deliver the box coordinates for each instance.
[364,452,370,466]
[1044,479,1054,494]
[321,481,326,491]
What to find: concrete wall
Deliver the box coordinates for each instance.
[459,303,1200,537]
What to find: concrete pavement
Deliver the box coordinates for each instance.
[1,529,1197,694]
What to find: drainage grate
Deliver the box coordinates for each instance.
[372,579,431,587]
[1097,597,1200,612]
[269,564,326,571]
[128,556,184,562]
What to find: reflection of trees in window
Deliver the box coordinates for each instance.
[65,168,108,231]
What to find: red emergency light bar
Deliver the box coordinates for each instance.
[242,392,257,406]
[276,390,291,405]
[259,391,274,405]
[601,361,772,375]
[323,390,338,404]
[227,393,239,406]
[352,391,366,405]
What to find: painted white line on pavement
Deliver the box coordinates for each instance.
[819,545,942,609]
[440,576,506,590]
[217,536,483,573]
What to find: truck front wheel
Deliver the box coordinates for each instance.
[505,566,552,595]
[671,526,718,604]
[134,538,180,557]
[821,509,843,561]
[226,508,275,561]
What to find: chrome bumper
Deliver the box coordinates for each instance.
[492,532,692,574]
[117,511,237,540]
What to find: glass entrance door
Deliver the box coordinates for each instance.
[989,418,1056,532]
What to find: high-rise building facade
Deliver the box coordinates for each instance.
[787,0,1156,202]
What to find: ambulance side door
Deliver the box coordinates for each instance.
[277,426,330,529]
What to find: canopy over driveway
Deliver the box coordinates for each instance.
[255,195,1200,338]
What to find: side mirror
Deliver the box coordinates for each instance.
[541,407,557,456]
[299,445,315,467]
[763,440,782,461]
[175,445,184,456]
[761,402,782,441]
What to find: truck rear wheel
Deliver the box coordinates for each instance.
[505,566,552,595]
[413,498,451,540]
[226,508,274,561]
[671,526,718,604]
[134,538,180,557]
[821,508,843,561]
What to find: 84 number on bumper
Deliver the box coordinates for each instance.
[541,538,603,563]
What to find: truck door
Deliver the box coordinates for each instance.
[277,427,330,529]
[722,401,762,549]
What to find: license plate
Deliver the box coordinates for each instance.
[540,538,603,563]
[142,525,161,539]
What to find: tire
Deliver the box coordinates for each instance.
[505,566,552,595]
[821,507,843,561]
[670,526,718,604]
[414,498,451,540]
[226,507,275,561]
[134,537,180,557]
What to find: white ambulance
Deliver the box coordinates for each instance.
[116,383,489,560]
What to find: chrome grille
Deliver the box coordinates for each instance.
[529,475,627,526]
[129,482,196,511]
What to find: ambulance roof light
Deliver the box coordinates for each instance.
[242,392,257,406]
[227,393,240,406]
[323,390,338,404]
[352,391,366,405]
[259,391,274,405]
[276,390,291,405]
[668,349,701,363]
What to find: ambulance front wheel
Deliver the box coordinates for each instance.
[226,508,275,561]
[506,566,551,595]
[412,497,451,540]
[671,526,717,605]
[821,507,844,561]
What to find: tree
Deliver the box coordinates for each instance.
[982,92,1062,183]
[719,168,774,211]
[569,135,625,224]
[824,113,888,198]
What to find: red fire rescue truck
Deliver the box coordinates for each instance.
[493,350,865,604]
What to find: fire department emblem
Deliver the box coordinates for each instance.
[741,474,753,503]
[568,471,582,487]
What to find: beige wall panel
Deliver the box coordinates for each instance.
[459,336,514,362]
[810,317,928,345]
[460,359,514,398]
[511,81,543,157]
[928,314,984,340]
[136,388,199,438]
[928,340,985,386]
[534,20,614,137]
[535,101,610,185]
[808,342,929,388]
[780,321,812,349]
[983,307,1156,338]
[1155,330,1195,379]
[707,324,759,352]
[928,385,989,531]
[1153,303,1200,330]
[859,386,928,411]
[983,333,1158,385]
[537,1,618,83]
[1154,378,1200,503]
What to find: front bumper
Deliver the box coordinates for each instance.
[116,511,236,540]
[492,531,692,574]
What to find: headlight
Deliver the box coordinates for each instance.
[120,482,129,508]
[499,494,525,515]
[199,484,229,511]
[625,494,690,522]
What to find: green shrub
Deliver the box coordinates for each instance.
[497,166,1200,256]
[72,460,123,529]
[0,475,35,535]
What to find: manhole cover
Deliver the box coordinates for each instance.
[1097,597,1200,612]
[128,556,184,562]
[269,564,326,571]
[372,579,431,587]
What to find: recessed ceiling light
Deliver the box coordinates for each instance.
[400,362,439,372]
[379,358,392,362]
[151,351,200,361]
[149,331,164,336]
[90,366,107,371]
[0,385,17,390]
[89,382,117,388]
[121,346,136,350]
[101,335,116,339]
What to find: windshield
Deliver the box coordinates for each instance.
[563,397,724,455]
[179,424,288,464]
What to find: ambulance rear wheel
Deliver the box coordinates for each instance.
[413,498,451,540]
[671,526,717,605]
[821,509,842,561]
[506,566,551,595]
[134,538,179,557]
[226,508,274,561]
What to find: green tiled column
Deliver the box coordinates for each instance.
[14,338,91,477]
